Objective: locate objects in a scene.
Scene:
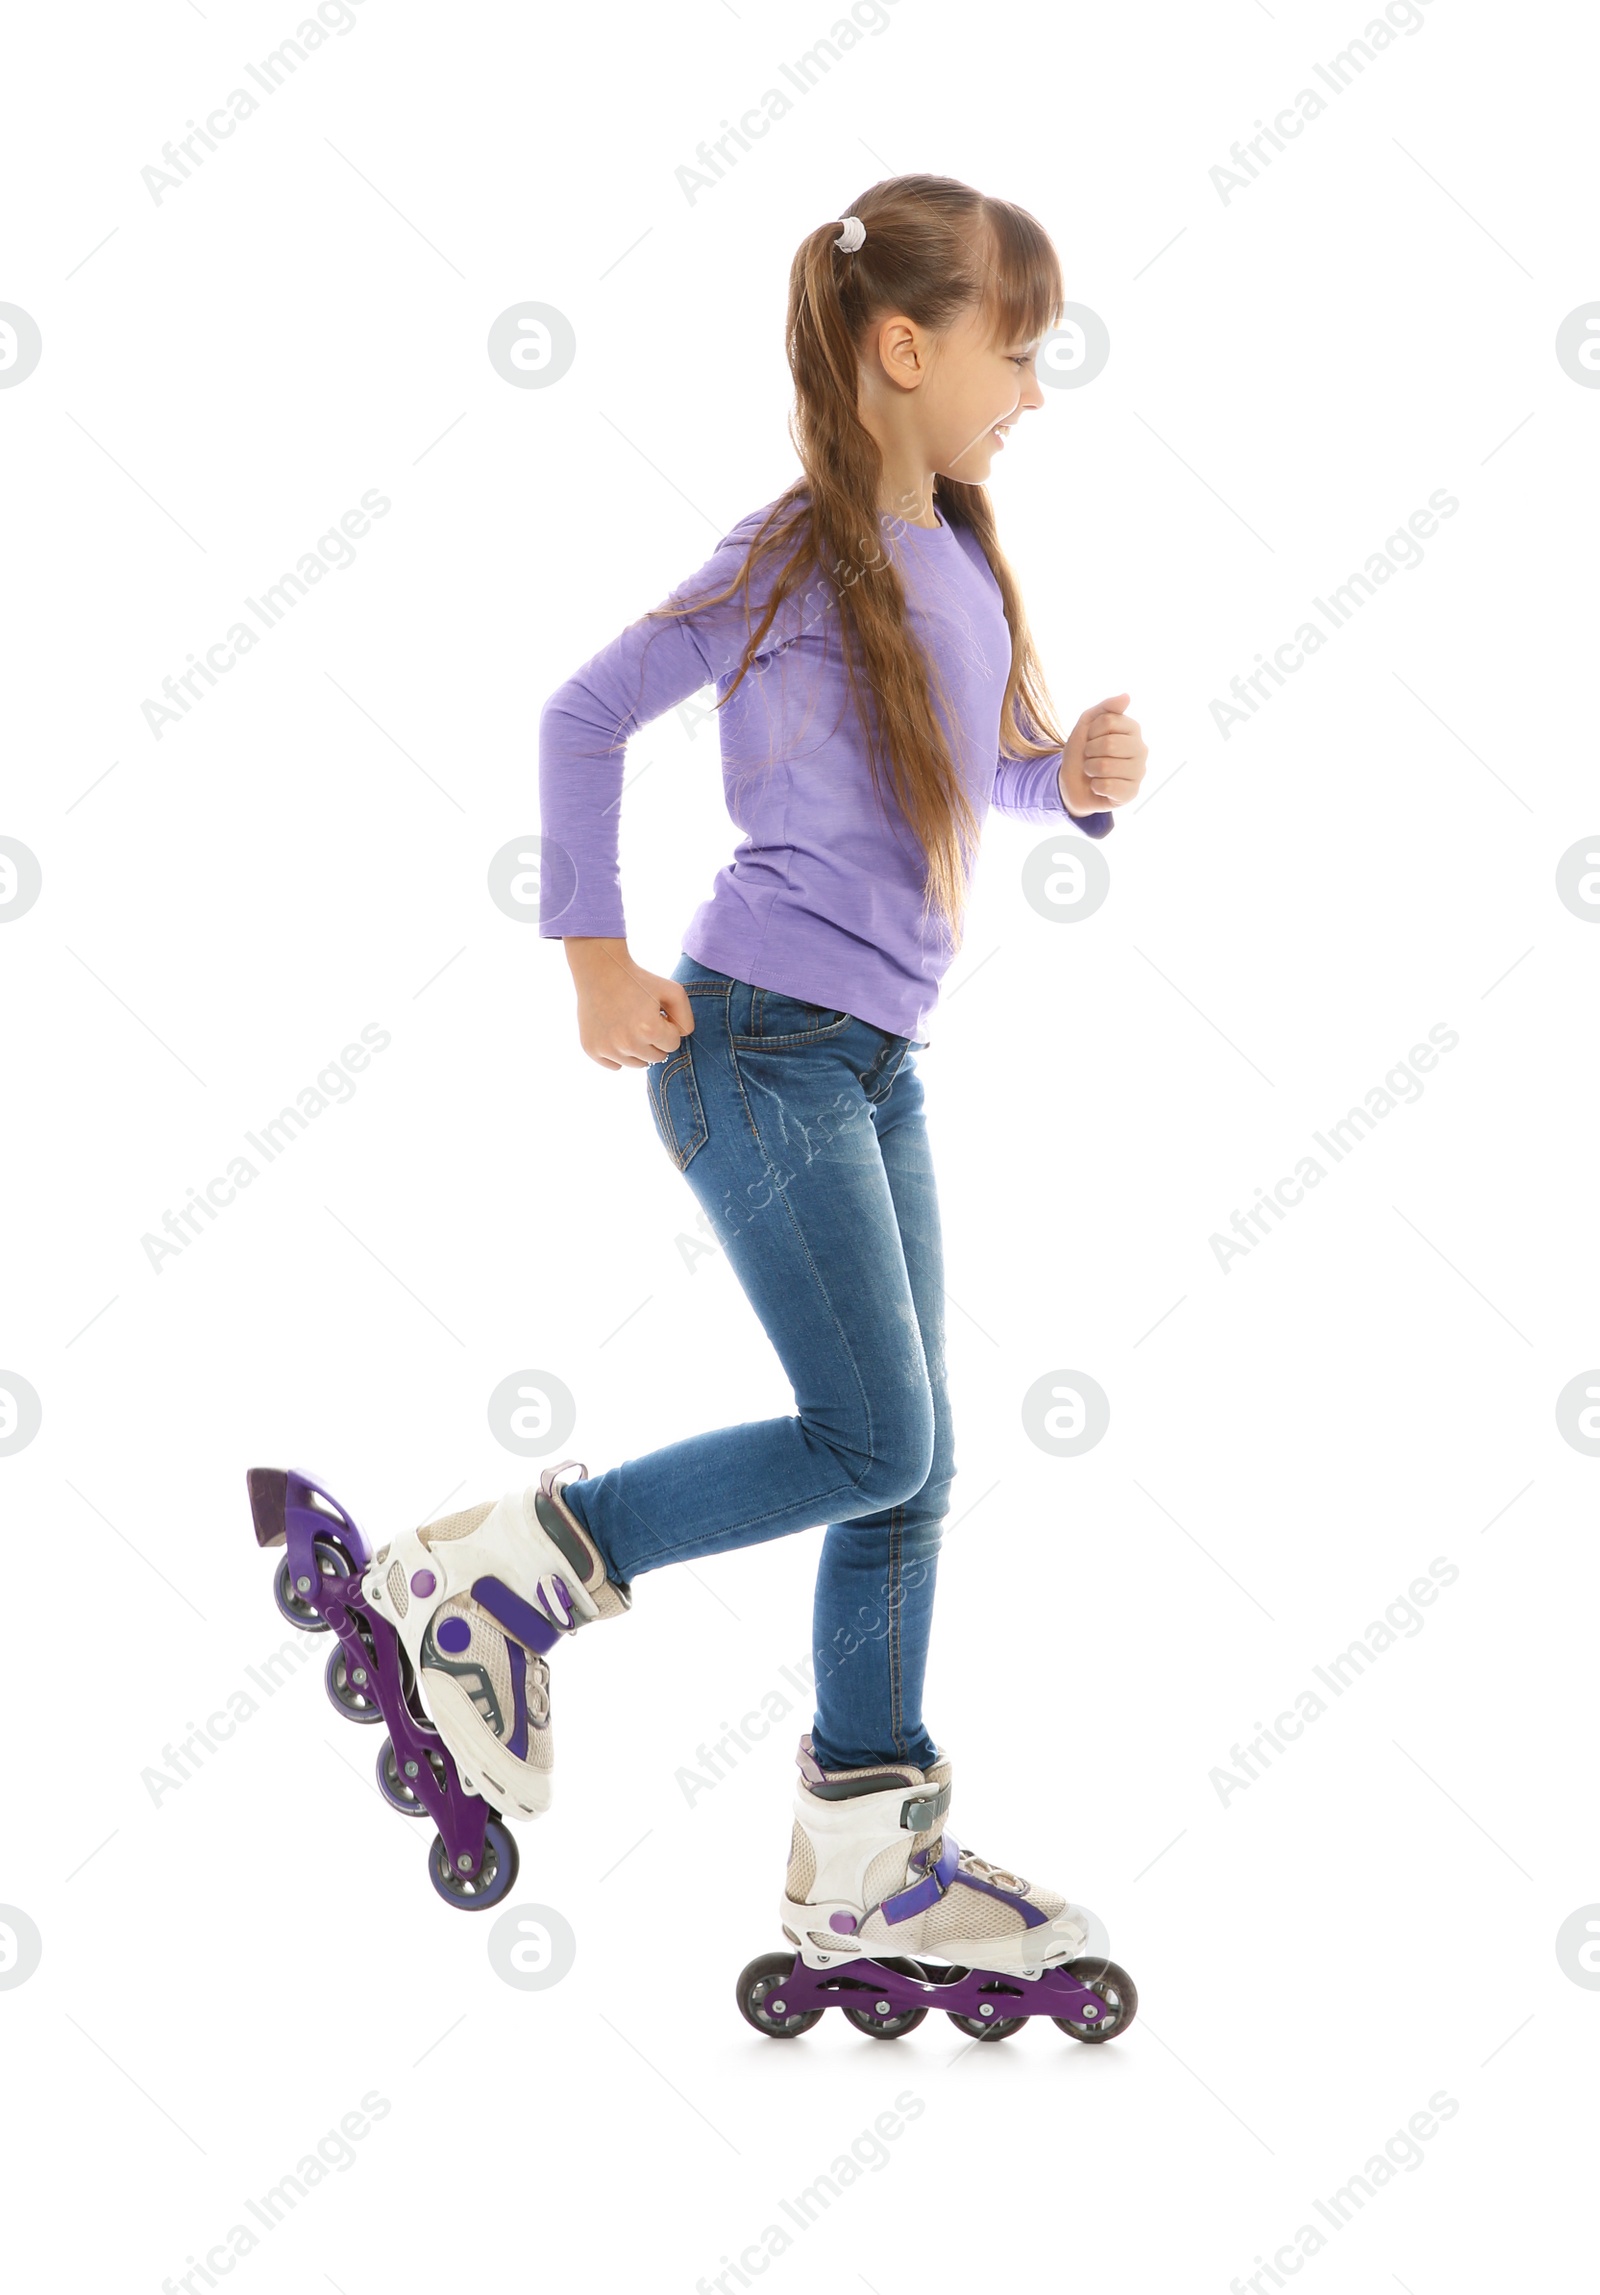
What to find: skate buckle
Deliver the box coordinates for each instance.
[882,1831,961,1924]
[901,1781,952,1831]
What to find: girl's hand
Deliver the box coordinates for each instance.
[1059,692,1148,815]
[563,938,694,1070]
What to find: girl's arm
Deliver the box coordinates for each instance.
[539,516,776,944]
[539,512,786,1071]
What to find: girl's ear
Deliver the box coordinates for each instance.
[876,317,926,392]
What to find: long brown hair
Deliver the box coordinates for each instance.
[648,174,1069,951]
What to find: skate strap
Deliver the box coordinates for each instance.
[471,1574,564,1656]
[878,1831,1055,1931]
[794,1739,953,1831]
[882,1832,961,1924]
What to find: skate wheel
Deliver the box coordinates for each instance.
[1052,1957,1137,2045]
[426,1818,519,1911]
[376,1736,445,1816]
[324,1639,384,1724]
[840,1958,930,2039]
[946,2008,1026,2040]
[937,1969,1029,2040]
[736,1952,822,2038]
[273,1536,355,1631]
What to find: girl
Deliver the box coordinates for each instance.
[375,175,1146,1990]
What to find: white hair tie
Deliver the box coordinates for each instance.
[834,214,866,253]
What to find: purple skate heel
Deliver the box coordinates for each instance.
[248,1465,529,1911]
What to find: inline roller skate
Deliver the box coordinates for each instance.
[247,1461,629,1909]
[735,1735,1137,2043]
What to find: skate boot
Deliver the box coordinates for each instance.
[734,1736,1137,2045]
[362,1459,629,1823]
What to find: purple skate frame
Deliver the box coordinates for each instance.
[248,1465,496,1890]
[770,1956,1124,2031]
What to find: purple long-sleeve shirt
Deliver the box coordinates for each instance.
[538,493,1112,1042]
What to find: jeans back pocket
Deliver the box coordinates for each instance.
[646,1044,709,1171]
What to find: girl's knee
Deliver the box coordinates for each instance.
[851,1388,937,1508]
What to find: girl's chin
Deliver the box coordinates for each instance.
[944,445,1001,480]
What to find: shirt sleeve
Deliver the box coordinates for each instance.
[990,737,1114,838]
[538,510,790,937]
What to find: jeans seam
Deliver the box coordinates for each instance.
[887,1500,906,1758]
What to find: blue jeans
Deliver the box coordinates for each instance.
[558,953,952,1771]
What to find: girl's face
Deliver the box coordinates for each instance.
[925,300,1048,485]
[861,296,1048,501]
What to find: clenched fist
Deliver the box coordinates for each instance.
[564,938,693,1070]
[1059,692,1148,816]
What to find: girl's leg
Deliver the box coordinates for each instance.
[558,962,938,1765]
[806,1046,950,1771]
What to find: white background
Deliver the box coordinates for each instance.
[2,1,1595,2289]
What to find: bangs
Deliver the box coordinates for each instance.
[974,199,1064,347]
